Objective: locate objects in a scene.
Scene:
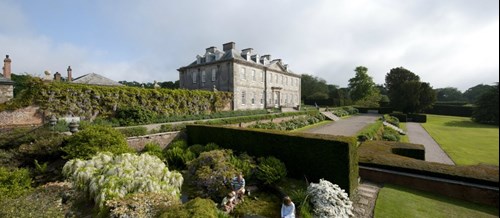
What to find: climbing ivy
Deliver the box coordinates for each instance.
[2,77,232,120]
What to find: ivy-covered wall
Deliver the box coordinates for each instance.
[5,79,233,120]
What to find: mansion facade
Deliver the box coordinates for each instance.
[178,42,301,110]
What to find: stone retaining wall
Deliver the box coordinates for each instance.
[126,131,184,151]
[0,106,43,127]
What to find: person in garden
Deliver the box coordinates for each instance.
[231,173,246,201]
[221,191,236,213]
[281,196,295,218]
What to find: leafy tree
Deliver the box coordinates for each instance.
[10,73,33,97]
[376,84,388,95]
[160,80,180,89]
[348,66,377,101]
[472,83,499,125]
[435,87,464,102]
[385,67,436,113]
[300,74,328,100]
[463,84,495,104]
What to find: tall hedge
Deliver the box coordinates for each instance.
[2,78,232,119]
[186,125,358,195]
[425,105,474,117]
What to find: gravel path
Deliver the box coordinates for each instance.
[406,123,455,165]
[303,113,380,136]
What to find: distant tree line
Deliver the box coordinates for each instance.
[118,80,180,89]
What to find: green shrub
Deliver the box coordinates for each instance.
[159,123,186,132]
[382,127,400,141]
[383,114,400,127]
[159,197,219,218]
[187,143,220,157]
[62,153,183,211]
[118,126,148,137]
[357,120,384,141]
[142,142,165,160]
[116,107,156,126]
[255,156,287,185]
[230,153,256,181]
[62,125,133,159]
[165,147,195,170]
[186,150,239,201]
[0,167,32,199]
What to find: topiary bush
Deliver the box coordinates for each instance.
[159,197,220,218]
[0,167,32,199]
[255,156,287,185]
[186,149,239,201]
[62,153,183,211]
[307,179,353,218]
[62,125,133,160]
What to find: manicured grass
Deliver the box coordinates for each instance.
[421,114,499,166]
[292,120,332,132]
[399,123,409,143]
[375,184,499,218]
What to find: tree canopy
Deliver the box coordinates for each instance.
[435,87,464,102]
[463,84,495,104]
[300,74,329,100]
[348,66,377,102]
[385,67,436,113]
[472,83,499,125]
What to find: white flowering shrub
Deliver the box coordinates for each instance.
[307,179,353,218]
[62,152,183,210]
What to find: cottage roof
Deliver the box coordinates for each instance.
[72,73,123,86]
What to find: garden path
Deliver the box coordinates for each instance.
[405,123,455,165]
[302,113,380,136]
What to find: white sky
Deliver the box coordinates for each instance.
[0,0,498,91]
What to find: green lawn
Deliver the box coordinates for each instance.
[399,122,409,143]
[375,184,499,218]
[421,114,499,166]
[292,120,332,132]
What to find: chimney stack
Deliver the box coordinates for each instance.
[3,55,12,79]
[54,72,61,81]
[206,46,217,53]
[223,42,235,52]
[67,66,72,81]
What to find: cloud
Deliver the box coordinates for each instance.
[1,0,498,91]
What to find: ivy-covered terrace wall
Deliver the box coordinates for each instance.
[1,79,233,120]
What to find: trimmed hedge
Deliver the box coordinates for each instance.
[355,107,394,114]
[186,125,358,195]
[389,113,407,122]
[359,141,499,185]
[425,105,474,117]
[407,113,427,123]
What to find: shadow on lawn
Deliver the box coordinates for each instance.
[443,120,498,129]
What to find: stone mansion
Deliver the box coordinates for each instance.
[178,42,301,110]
